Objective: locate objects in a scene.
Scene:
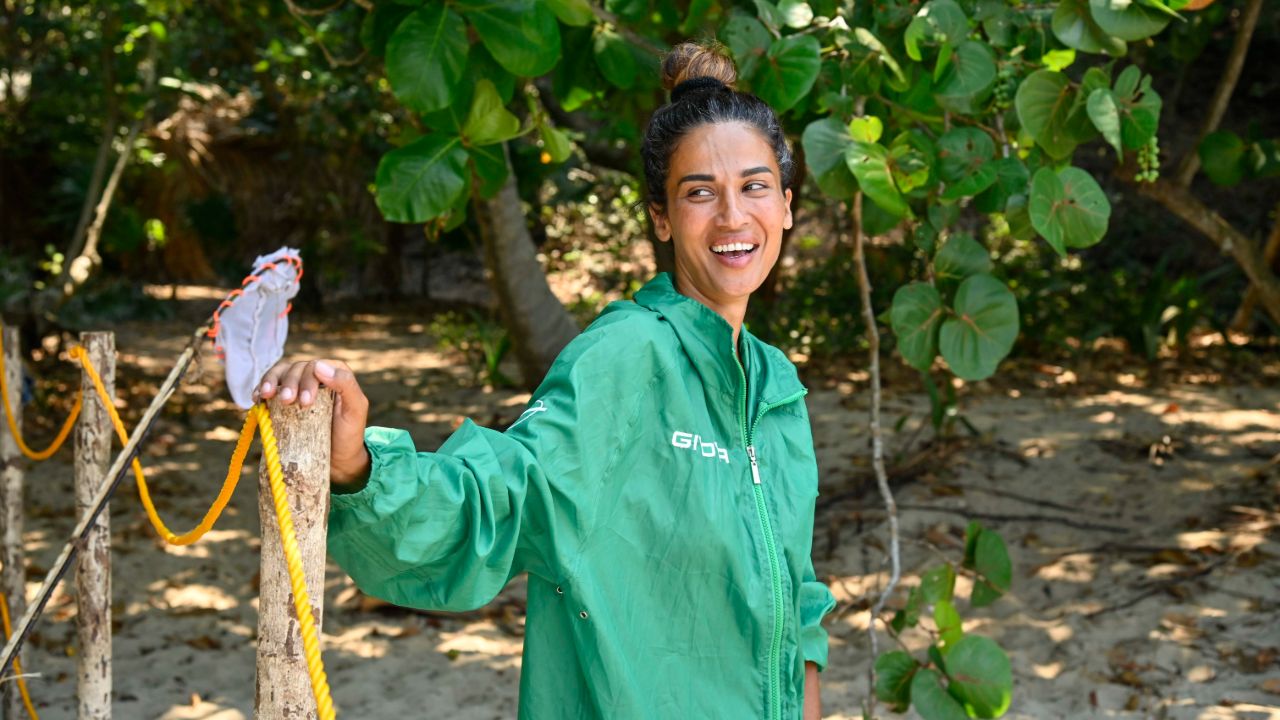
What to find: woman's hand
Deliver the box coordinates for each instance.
[255,359,371,487]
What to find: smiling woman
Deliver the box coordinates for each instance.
[257,40,834,720]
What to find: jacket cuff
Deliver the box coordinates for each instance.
[800,580,837,672]
[330,426,410,507]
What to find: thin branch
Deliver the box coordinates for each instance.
[590,4,666,57]
[283,0,367,68]
[282,0,347,16]
[853,189,899,720]
[1173,0,1263,188]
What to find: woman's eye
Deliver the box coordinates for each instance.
[688,188,713,197]
[744,181,769,192]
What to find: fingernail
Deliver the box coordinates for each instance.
[281,387,294,401]
[262,381,273,393]
[316,361,335,379]
[300,390,312,405]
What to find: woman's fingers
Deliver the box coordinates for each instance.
[277,361,311,404]
[255,359,295,401]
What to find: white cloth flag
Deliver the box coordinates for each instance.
[214,247,302,409]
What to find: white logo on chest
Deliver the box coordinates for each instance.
[671,431,730,464]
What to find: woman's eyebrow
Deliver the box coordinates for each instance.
[677,166,773,186]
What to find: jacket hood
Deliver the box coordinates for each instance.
[628,273,806,406]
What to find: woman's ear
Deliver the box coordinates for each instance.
[783,188,794,230]
[650,203,672,242]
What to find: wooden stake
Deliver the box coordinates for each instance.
[255,390,332,719]
[0,327,25,720]
[76,332,114,720]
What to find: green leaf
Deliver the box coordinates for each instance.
[540,124,574,164]
[462,79,521,146]
[458,0,561,77]
[904,0,970,61]
[1040,48,1076,72]
[935,234,992,281]
[846,141,910,218]
[945,635,1013,718]
[1087,89,1123,156]
[385,5,469,114]
[889,141,934,194]
[939,274,1019,381]
[875,651,919,711]
[1199,130,1246,186]
[934,40,997,114]
[1090,0,1171,41]
[376,134,469,222]
[778,0,814,28]
[920,563,958,604]
[543,0,595,26]
[752,34,822,112]
[973,157,1030,214]
[1029,166,1111,256]
[467,143,509,199]
[721,13,771,66]
[1114,68,1162,149]
[971,530,1012,607]
[937,128,996,199]
[849,116,884,143]
[854,27,908,89]
[1052,0,1127,55]
[593,28,637,89]
[753,0,784,30]
[422,43,515,133]
[890,282,943,371]
[1015,70,1086,159]
[963,521,983,568]
[802,118,858,198]
[360,4,414,58]
[911,669,970,720]
[934,599,964,651]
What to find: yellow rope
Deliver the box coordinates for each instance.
[0,592,39,719]
[0,331,82,461]
[254,405,335,720]
[0,332,335,717]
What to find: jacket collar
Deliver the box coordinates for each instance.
[633,273,806,406]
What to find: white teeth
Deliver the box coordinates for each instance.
[711,242,756,253]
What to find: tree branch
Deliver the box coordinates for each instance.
[1173,0,1263,188]
[1138,180,1280,327]
[1229,202,1280,332]
[852,190,899,719]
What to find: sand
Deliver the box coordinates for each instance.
[2,307,1278,720]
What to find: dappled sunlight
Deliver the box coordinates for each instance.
[156,700,247,720]
[158,583,240,613]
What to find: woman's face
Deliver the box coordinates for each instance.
[650,121,792,321]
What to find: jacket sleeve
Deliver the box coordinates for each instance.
[327,316,661,612]
[799,555,837,671]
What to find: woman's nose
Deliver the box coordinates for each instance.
[716,192,747,228]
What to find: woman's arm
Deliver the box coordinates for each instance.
[805,661,821,719]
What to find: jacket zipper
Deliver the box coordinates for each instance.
[737,356,806,720]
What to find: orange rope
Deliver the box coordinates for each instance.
[0,331,82,461]
[0,592,39,719]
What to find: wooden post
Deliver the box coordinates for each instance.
[75,332,113,720]
[255,390,332,719]
[1,327,26,720]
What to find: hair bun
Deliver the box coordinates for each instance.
[661,42,737,93]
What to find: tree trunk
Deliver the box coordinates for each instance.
[75,332,113,720]
[255,391,332,719]
[1139,180,1280,328]
[1229,203,1280,332]
[0,327,25,720]
[474,145,580,389]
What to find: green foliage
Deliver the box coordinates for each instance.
[880,522,1014,720]
[428,310,516,388]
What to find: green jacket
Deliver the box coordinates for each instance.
[329,273,836,719]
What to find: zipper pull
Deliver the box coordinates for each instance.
[747,445,762,485]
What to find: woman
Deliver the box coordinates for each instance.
[257,43,836,720]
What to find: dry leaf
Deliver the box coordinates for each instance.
[1260,678,1280,695]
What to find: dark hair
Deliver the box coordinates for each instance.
[642,42,795,209]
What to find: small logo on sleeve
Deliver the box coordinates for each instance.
[509,400,548,430]
[671,431,730,464]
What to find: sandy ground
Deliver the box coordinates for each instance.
[2,302,1278,720]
